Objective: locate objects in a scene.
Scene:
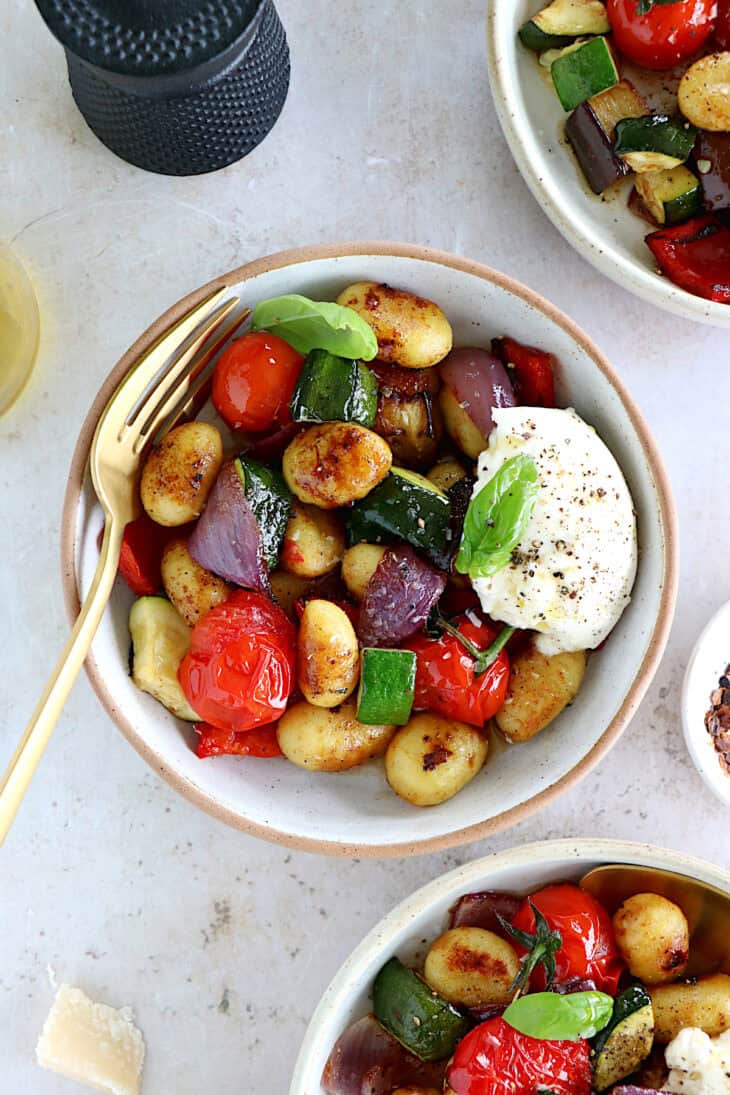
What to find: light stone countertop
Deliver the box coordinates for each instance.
[2,1,729,1091]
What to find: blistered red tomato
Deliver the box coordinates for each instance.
[446,1017,592,1095]
[194,723,283,758]
[403,614,510,728]
[607,0,716,70]
[116,514,178,596]
[178,591,296,733]
[212,332,304,432]
[511,883,625,994]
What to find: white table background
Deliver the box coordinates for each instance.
[2,1,729,1091]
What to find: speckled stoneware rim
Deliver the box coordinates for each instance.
[486,5,730,328]
[290,839,730,1092]
[61,241,678,857]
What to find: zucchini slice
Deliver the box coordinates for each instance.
[592,985,654,1092]
[615,115,697,174]
[373,957,470,1062]
[345,468,452,569]
[129,596,199,722]
[551,36,619,113]
[635,165,702,226]
[235,456,292,571]
[520,0,609,51]
[356,648,417,726]
[566,80,647,194]
[289,348,378,428]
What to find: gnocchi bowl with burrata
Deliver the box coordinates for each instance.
[62,245,676,854]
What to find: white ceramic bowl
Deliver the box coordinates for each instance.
[290,838,730,1094]
[62,243,677,857]
[682,599,730,807]
[486,4,730,327]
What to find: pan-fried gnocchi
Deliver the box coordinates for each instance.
[283,422,392,509]
[140,421,222,526]
[277,699,394,771]
[280,501,345,578]
[495,645,587,743]
[336,282,453,369]
[297,599,359,708]
[424,927,520,1007]
[613,893,689,985]
[161,539,231,627]
[385,714,488,807]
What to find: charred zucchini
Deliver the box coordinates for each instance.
[635,166,702,226]
[615,115,697,173]
[290,348,378,427]
[519,0,609,51]
[129,597,199,721]
[592,985,654,1092]
[373,957,470,1062]
[551,36,619,112]
[345,468,452,569]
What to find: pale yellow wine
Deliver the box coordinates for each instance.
[0,245,39,415]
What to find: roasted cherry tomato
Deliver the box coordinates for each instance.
[194,722,283,758]
[447,1017,592,1095]
[647,214,730,302]
[715,0,730,45]
[178,591,296,733]
[606,0,717,70]
[492,336,555,408]
[212,332,304,432]
[115,514,178,596]
[511,883,625,994]
[403,614,510,728]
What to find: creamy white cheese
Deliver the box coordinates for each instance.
[665,1027,730,1094]
[470,407,637,656]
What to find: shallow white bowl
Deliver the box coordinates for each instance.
[486,4,730,327]
[62,243,677,857]
[682,599,730,807]
[290,838,730,1094]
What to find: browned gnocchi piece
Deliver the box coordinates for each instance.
[649,974,730,1043]
[613,893,689,986]
[424,927,520,1008]
[297,600,359,708]
[160,538,232,627]
[341,544,387,601]
[336,282,453,368]
[283,422,392,509]
[494,644,587,743]
[141,421,223,527]
[277,699,394,772]
[375,391,443,469]
[385,713,488,807]
[280,501,345,578]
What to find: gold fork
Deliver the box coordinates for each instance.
[0,286,249,845]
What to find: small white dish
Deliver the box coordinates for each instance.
[486,3,730,328]
[290,838,730,1094]
[682,599,730,807]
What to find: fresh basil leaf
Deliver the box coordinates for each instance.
[455,454,539,580]
[502,991,614,1042]
[251,294,378,360]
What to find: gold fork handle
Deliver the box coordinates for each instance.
[0,517,123,846]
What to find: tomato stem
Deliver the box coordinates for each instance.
[434,614,514,676]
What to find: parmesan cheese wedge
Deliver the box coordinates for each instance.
[36,984,145,1095]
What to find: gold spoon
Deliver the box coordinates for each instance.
[581,863,730,978]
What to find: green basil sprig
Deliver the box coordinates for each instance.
[251,294,378,360]
[455,454,539,580]
[502,990,614,1042]
[498,901,562,994]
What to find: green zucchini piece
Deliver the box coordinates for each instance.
[592,985,654,1092]
[615,115,697,170]
[373,957,470,1062]
[357,648,417,725]
[129,597,199,722]
[345,467,452,570]
[551,36,619,112]
[635,165,702,226]
[520,0,609,50]
[235,456,292,571]
[289,348,378,427]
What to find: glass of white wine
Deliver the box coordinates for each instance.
[0,244,40,416]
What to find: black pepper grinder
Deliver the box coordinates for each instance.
[33,0,290,176]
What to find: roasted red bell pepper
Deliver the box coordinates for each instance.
[492,336,555,408]
[195,723,283,759]
[116,514,178,596]
[403,613,510,728]
[646,215,730,303]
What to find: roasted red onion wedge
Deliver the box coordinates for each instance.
[438,348,515,439]
[358,546,447,648]
[448,890,522,933]
[188,460,269,591]
[322,1015,446,1095]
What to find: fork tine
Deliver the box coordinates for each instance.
[128,298,243,455]
[156,308,252,437]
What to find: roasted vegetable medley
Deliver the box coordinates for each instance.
[120,281,637,808]
[323,876,730,1093]
[521,0,730,303]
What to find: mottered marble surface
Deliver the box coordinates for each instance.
[1,0,729,1090]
